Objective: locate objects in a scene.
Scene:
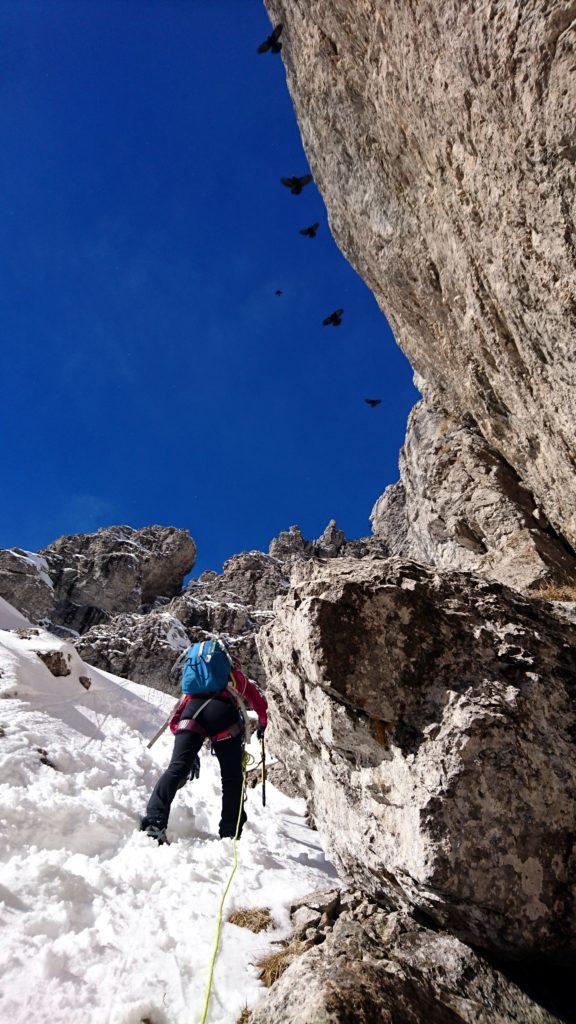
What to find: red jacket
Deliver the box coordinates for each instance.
[169,667,268,736]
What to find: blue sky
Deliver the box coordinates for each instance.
[0,0,418,574]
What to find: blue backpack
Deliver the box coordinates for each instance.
[181,639,232,695]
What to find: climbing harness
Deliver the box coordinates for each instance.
[199,748,256,1024]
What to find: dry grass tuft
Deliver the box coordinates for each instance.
[236,1009,252,1024]
[532,584,576,603]
[254,942,297,987]
[228,906,273,934]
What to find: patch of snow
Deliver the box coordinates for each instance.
[9,549,54,588]
[0,597,32,630]
[0,628,337,1024]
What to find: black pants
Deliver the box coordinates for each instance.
[145,698,246,838]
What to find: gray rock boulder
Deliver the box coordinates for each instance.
[258,556,576,959]
[371,400,576,592]
[264,0,576,549]
[249,899,561,1024]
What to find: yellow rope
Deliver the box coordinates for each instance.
[199,749,255,1024]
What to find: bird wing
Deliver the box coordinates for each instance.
[335,308,344,315]
[299,174,312,186]
[311,222,319,231]
[322,316,332,326]
[299,227,309,235]
[281,177,295,188]
[257,39,271,53]
[271,24,283,41]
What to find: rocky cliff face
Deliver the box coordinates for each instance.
[258,557,576,961]
[0,520,374,692]
[250,890,561,1024]
[264,0,576,561]
[371,398,576,592]
[40,525,197,630]
[0,526,197,633]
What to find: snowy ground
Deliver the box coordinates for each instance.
[0,601,337,1024]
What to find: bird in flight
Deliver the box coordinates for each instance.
[281,175,312,195]
[365,398,382,408]
[275,289,283,296]
[323,309,344,327]
[300,223,319,238]
[258,24,283,54]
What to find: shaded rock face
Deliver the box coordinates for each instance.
[264,0,576,549]
[371,399,576,592]
[250,895,560,1024]
[258,556,576,960]
[0,549,54,624]
[39,525,196,631]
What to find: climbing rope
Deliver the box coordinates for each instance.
[199,748,256,1024]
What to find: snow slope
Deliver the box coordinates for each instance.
[0,602,337,1024]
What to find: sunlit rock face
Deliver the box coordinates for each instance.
[40,525,197,624]
[259,556,576,960]
[265,0,576,550]
[371,399,576,592]
[249,903,561,1024]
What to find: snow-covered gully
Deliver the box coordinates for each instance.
[0,601,336,1024]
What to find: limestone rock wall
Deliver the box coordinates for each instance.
[258,556,576,960]
[371,399,576,591]
[250,896,562,1024]
[264,0,576,547]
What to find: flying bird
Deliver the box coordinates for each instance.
[258,24,283,54]
[323,309,344,327]
[275,289,283,296]
[281,175,312,195]
[365,398,382,408]
[299,223,319,238]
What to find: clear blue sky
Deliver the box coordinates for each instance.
[0,0,418,574]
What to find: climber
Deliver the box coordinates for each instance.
[141,639,267,845]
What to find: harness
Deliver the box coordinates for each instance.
[175,690,245,744]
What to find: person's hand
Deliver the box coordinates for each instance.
[256,724,267,740]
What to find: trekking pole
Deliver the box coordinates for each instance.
[146,699,180,750]
[260,734,266,807]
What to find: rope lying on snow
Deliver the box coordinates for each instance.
[199,749,255,1024]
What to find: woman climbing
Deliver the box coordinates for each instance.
[141,639,268,845]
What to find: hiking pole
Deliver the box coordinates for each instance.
[260,734,266,807]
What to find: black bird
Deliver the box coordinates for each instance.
[300,222,319,238]
[258,24,283,54]
[323,308,344,327]
[281,175,312,195]
[275,289,283,296]
[365,398,382,408]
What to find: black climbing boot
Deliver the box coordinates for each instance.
[140,818,170,845]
